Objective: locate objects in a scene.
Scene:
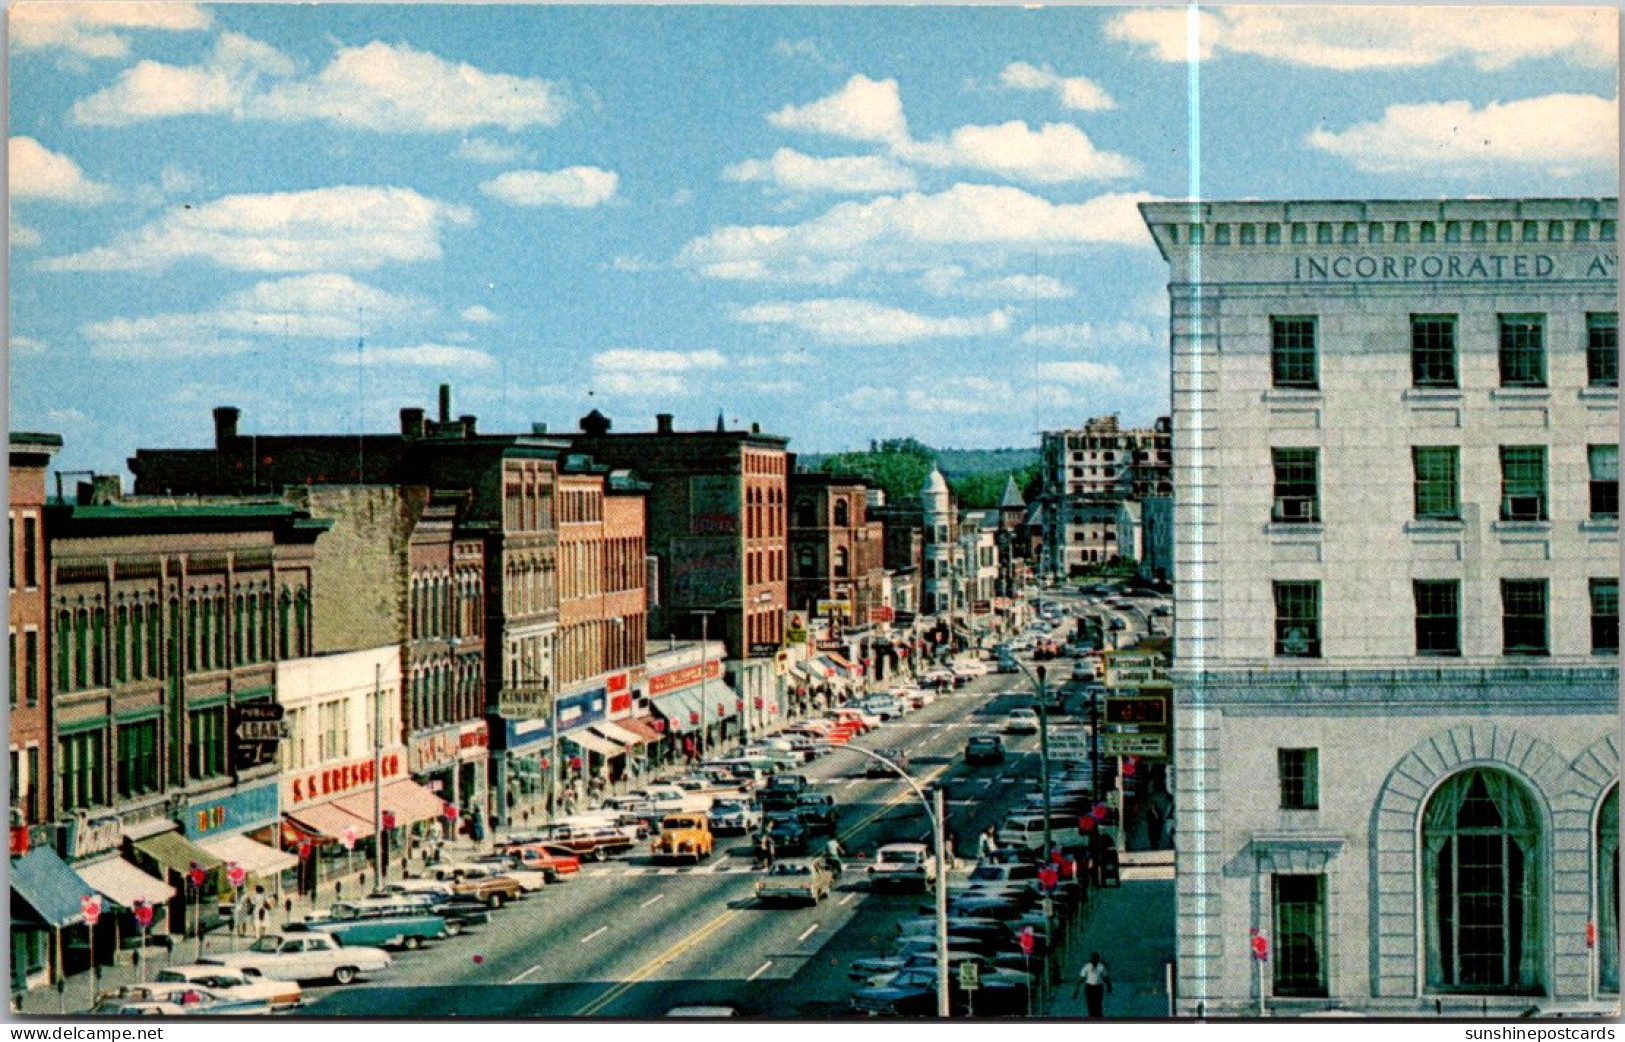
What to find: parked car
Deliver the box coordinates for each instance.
[204,932,391,986]
[368,886,488,930]
[1002,708,1040,735]
[466,855,554,891]
[896,686,935,710]
[831,707,880,730]
[965,735,1005,765]
[757,815,810,856]
[754,858,834,906]
[93,982,271,1016]
[152,965,302,1010]
[498,844,582,881]
[289,900,449,950]
[859,694,904,720]
[994,812,1084,853]
[529,822,638,861]
[429,864,525,908]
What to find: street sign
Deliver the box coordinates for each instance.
[81,895,102,926]
[226,862,246,889]
[1103,733,1167,758]
[132,901,154,928]
[497,685,552,720]
[959,960,980,990]
[1048,728,1089,762]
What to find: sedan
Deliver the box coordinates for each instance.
[152,966,301,1010]
[1002,708,1040,735]
[756,816,810,856]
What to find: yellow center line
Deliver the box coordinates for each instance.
[573,905,742,1016]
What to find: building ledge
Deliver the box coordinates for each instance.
[1264,522,1323,536]
[1579,386,1619,402]
[1580,517,1620,532]
[1491,520,1552,534]
[1489,386,1552,401]
[1404,518,1464,533]
[1401,387,1463,403]
[1261,388,1322,403]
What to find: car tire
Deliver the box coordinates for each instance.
[333,967,358,986]
[444,920,464,937]
[488,893,504,910]
[402,935,424,951]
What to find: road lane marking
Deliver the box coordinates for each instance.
[506,964,541,985]
[839,892,857,907]
[797,923,820,942]
[639,893,666,908]
[573,907,742,1016]
[747,960,773,982]
[580,925,609,943]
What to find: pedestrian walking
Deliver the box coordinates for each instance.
[1147,802,1165,850]
[1073,952,1112,1017]
[978,826,998,859]
[945,829,959,869]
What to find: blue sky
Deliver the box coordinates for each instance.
[10,4,1618,477]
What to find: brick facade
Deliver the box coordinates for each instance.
[9,434,60,830]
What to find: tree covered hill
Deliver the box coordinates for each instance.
[799,440,1039,510]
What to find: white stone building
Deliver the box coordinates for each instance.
[1142,198,1619,1015]
[920,467,956,617]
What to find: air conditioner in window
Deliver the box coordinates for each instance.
[1503,495,1542,520]
[1274,497,1316,521]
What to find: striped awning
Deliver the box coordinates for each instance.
[591,720,647,749]
[197,833,297,877]
[77,856,176,909]
[131,828,224,876]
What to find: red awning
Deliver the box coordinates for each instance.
[285,801,374,841]
[618,716,666,742]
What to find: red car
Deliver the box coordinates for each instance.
[502,843,584,879]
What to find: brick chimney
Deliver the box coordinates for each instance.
[655,413,674,434]
[213,406,240,446]
[459,415,477,435]
[400,407,426,437]
[438,383,452,424]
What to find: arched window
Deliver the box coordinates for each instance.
[278,590,292,658]
[260,591,274,661]
[294,590,310,656]
[212,594,227,668]
[1424,768,1542,993]
[73,608,88,690]
[796,499,817,529]
[834,546,850,578]
[233,594,246,665]
[1600,786,1619,993]
[91,607,106,687]
[833,499,850,528]
[186,599,199,672]
[55,609,72,692]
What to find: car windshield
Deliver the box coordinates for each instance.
[771,863,811,876]
[881,850,923,865]
[248,937,281,953]
[714,801,746,813]
[970,866,1004,880]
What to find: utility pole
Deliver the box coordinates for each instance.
[373,663,384,884]
[696,610,712,759]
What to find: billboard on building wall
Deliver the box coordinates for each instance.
[230,701,285,772]
[669,536,740,605]
[689,475,740,535]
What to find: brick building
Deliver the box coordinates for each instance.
[10,433,61,835]
[788,470,886,629]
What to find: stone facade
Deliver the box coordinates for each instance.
[1143,197,1619,1014]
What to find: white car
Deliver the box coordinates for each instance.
[205,931,391,985]
[93,982,271,1016]
[896,686,935,710]
[867,843,938,891]
[153,965,302,1009]
[1002,708,1040,735]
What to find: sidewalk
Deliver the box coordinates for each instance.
[1045,853,1176,1020]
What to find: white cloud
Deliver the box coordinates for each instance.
[10,334,48,357]
[12,2,211,59]
[70,36,567,133]
[921,266,1073,300]
[772,38,840,71]
[1020,320,1156,349]
[900,121,1137,183]
[735,298,1011,345]
[10,214,42,249]
[1108,7,1616,71]
[998,62,1115,111]
[681,185,1160,283]
[9,137,113,203]
[41,185,473,273]
[847,376,1025,416]
[461,305,498,324]
[1035,360,1125,389]
[258,41,567,132]
[768,74,909,144]
[480,167,620,208]
[1306,93,1618,176]
[340,344,497,369]
[47,408,90,426]
[159,164,205,196]
[454,138,528,164]
[590,348,726,396]
[84,273,429,359]
[723,148,917,194]
[71,31,296,125]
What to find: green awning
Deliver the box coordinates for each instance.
[10,848,91,928]
[132,829,224,876]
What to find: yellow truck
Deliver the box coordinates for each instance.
[651,813,714,864]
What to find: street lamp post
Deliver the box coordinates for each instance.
[1012,660,1054,854]
[830,744,951,1019]
[694,610,714,759]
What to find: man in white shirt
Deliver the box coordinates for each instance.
[1074,952,1112,1017]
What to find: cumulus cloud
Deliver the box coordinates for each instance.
[453,137,529,164]
[735,298,1010,345]
[340,344,497,369]
[461,305,498,323]
[1108,7,1616,70]
[998,62,1116,111]
[70,36,567,133]
[84,273,429,358]
[1306,93,1618,176]
[723,148,917,194]
[10,334,48,357]
[480,167,619,208]
[71,31,295,125]
[1035,359,1126,389]
[768,74,909,144]
[589,348,726,396]
[847,376,1024,416]
[680,185,1160,283]
[12,2,211,59]
[40,185,473,273]
[1020,320,1156,349]
[10,137,113,203]
[10,214,43,249]
[921,267,1073,300]
[900,121,1137,183]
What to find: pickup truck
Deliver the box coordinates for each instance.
[754,859,833,906]
[651,813,714,864]
[204,932,391,985]
[867,843,937,892]
[289,900,449,950]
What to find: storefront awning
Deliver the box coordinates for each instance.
[708,682,741,721]
[618,716,666,742]
[77,856,176,909]
[197,833,297,877]
[131,828,225,875]
[10,848,91,928]
[351,779,446,828]
[786,664,811,682]
[285,801,374,841]
[564,728,622,758]
[591,720,646,749]
[651,689,703,734]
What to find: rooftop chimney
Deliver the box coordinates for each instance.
[580,409,611,437]
[400,407,426,438]
[438,383,452,424]
[213,406,240,446]
[655,413,674,435]
[750,422,761,434]
[459,415,477,435]
[532,422,549,435]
